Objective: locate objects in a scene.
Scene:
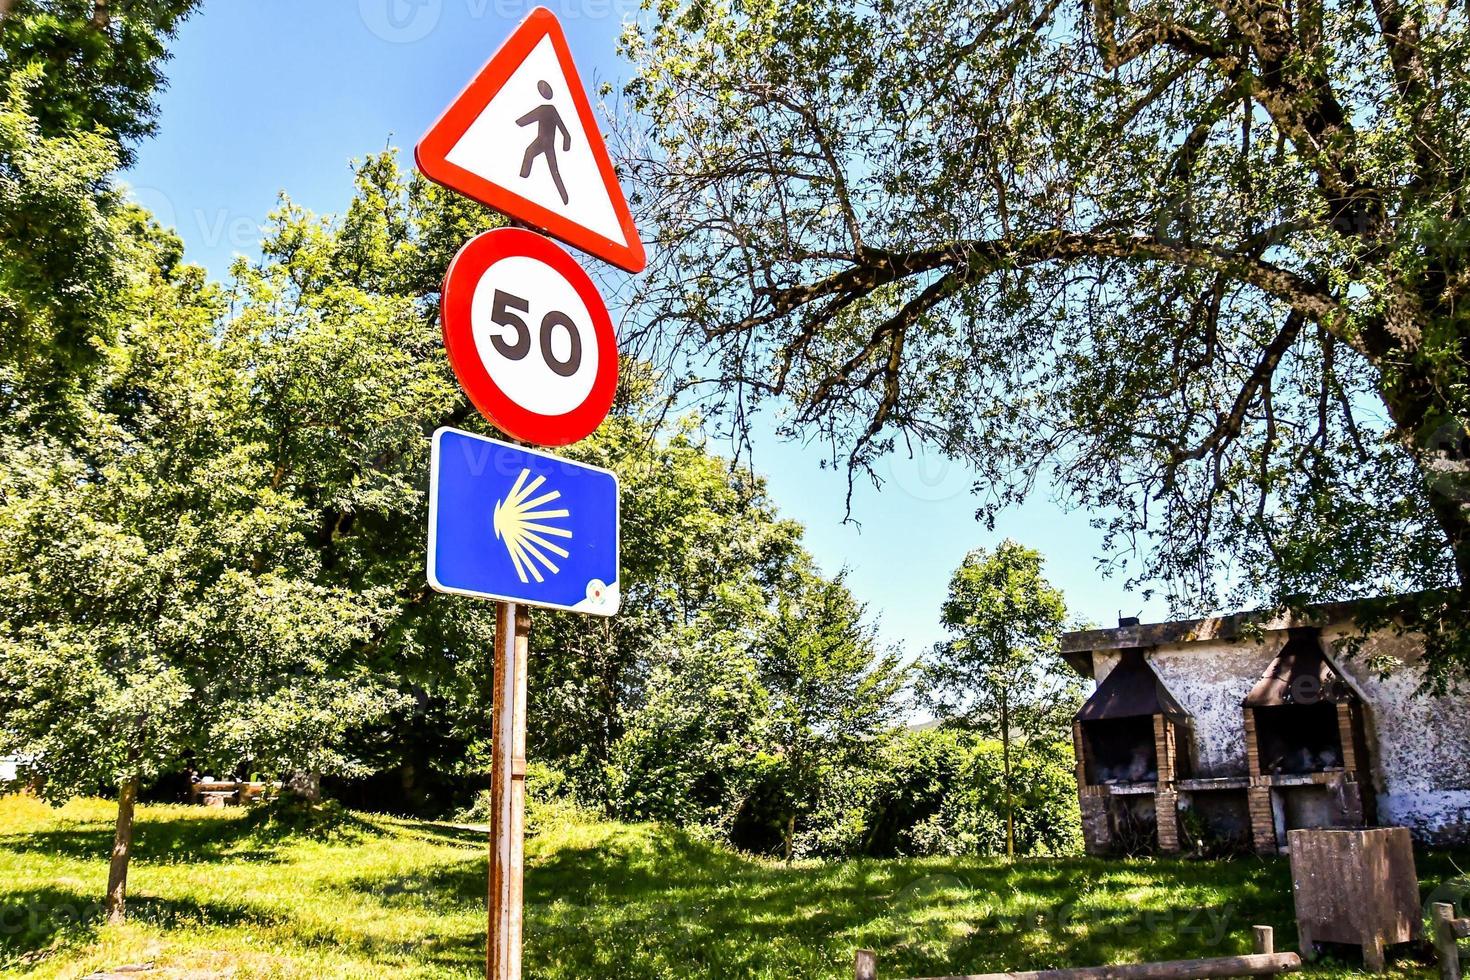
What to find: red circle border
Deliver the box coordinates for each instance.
[441,228,618,446]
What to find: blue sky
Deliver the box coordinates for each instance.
[122,0,1170,656]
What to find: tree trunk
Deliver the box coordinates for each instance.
[286,771,321,801]
[783,812,796,864]
[1000,696,1014,860]
[105,775,139,924]
[1398,426,1470,587]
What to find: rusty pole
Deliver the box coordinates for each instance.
[488,601,529,980]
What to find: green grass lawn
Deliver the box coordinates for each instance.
[1,794,1463,978]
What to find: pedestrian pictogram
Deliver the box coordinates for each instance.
[415,6,646,273]
[439,226,618,447]
[518,81,571,205]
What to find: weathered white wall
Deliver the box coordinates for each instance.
[1147,639,1280,778]
[1092,650,1121,685]
[1323,624,1470,843]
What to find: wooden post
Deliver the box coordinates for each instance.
[854,948,877,980]
[862,952,1301,979]
[488,601,530,980]
[1433,903,1462,980]
[1255,925,1275,979]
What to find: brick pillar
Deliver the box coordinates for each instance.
[1156,790,1181,853]
[1336,703,1357,770]
[1153,715,1176,784]
[1335,702,1378,825]
[1153,715,1181,854]
[1248,782,1277,854]
[1078,786,1113,855]
[1243,708,1262,777]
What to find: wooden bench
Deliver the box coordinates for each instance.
[188,778,277,806]
[1432,903,1470,980]
[855,925,1301,980]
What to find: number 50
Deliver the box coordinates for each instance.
[489,290,583,377]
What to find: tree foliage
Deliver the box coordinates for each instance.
[527,406,808,792]
[606,562,909,859]
[760,566,907,859]
[0,208,406,918]
[622,0,1470,681]
[871,728,1081,858]
[0,0,198,430]
[924,542,1077,737]
[922,542,1079,855]
[0,0,196,156]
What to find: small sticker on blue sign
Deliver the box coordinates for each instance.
[427,427,619,615]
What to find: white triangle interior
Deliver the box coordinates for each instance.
[444,35,627,247]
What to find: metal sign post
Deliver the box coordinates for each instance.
[487,601,529,980]
[415,7,640,977]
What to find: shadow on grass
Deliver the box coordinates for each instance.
[0,800,388,865]
[387,820,488,850]
[0,884,286,970]
[339,824,1327,979]
[526,839,1289,977]
[349,828,1467,978]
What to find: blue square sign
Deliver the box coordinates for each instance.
[427,427,620,615]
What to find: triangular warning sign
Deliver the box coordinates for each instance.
[415,7,646,274]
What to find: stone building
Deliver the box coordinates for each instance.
[1062,602,1470,854]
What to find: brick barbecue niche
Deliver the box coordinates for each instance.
[1072,647,1191,855]
[1242,627,1374,854]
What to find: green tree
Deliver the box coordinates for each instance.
[531,404,806,794]
[208,152,504,812]
[866,728,1080,858]
[922,542,1075,857]
[623,0,1470,681]
[761,567,907,861]
[608,622,772,832]
[0,215,401,922]
[0,1,198,429]
[207,152,816,817]
[0,0,197,156]
[609,563,907,859]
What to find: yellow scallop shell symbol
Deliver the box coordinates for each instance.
[493,468,573,584]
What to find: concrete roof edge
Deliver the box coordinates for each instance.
[1059,598,1384,657]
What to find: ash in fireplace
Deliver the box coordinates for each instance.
[1264,745,1341,775]
[1096,744,1159,784]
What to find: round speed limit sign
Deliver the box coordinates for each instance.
[440,228,618,446]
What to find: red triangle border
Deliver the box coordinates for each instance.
[414,7,646,274]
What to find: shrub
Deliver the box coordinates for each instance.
[826,727,1082,859]
[455,762,597,836]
